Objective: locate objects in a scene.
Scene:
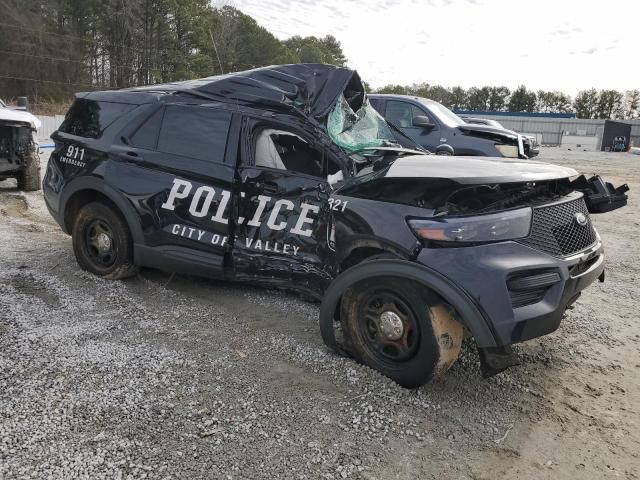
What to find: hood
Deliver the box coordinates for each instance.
[339,155,580,215]
[385,155,577,184]
[0,107,41,130]
[457,123,519,142]
[125,63,360,122]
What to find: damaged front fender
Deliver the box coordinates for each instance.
[319,259,499,353]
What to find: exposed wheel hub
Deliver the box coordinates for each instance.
[96,232,112,252]
[357,288,420,363]
[85,219,116,268]
[379,310,404,340]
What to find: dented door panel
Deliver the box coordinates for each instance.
[233,166,330,292]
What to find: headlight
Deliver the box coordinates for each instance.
[408,208,532,243]
[495,143,519,158]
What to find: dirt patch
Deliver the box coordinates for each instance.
[6,272,62,308]
[0,192,28,217]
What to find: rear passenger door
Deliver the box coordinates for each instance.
[108,104,238,275]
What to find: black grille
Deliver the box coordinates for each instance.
[520,194,597,257]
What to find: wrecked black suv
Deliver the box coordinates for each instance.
[43,64,628,388]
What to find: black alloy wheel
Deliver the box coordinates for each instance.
[72,201,138,279]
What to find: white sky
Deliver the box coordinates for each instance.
[227,0,639,95]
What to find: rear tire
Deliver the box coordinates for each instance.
[17,153,41,191]
[341,278,444,388]
[72,201,138,279]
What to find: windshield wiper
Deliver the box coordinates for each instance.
[355,146,427,155]
[385,120,431,154]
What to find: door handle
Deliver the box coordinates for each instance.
[125,151,139,158]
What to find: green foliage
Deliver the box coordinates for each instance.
[0,0,347,102]
[536,91,572,113]
[624,90,640,119]
[467,87,491,111]
[573,89,599,119]
[376,85,411,95]
[507,85,537,112]
[596,90,624,120]
[449,86,467,110]
[487,87,510,111]
[372,82,637,120]
[283,35,347,66]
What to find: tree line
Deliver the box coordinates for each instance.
[374,84,640,120]
[0,0,346,110]
[1,0,637,120]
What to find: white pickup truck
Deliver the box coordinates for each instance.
[0,99,41,191]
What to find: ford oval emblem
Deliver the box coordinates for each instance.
[574,212,588,226]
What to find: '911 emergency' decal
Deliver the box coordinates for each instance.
[59,144,87,167]
[160,178,321,256]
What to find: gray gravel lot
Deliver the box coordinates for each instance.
[1,148,639,479]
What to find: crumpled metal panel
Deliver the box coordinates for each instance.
[126,64,358,121]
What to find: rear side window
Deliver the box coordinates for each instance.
[131,108,164,150]
[59,99,135,138]
[156,106,231,162]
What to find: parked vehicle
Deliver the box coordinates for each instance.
[0,99,41,190]
[369,94,535,158]
[462,116,540,157]
[43,64,628,387]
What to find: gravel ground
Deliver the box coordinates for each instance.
[1,148,639,479]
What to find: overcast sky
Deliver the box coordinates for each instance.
[226,0,638,95]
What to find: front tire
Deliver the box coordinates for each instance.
[17,153,41,191]
[72,201,138,279]
[341,278,462,388]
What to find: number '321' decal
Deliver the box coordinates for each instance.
[327,198,348,212]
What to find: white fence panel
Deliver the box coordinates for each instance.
[36,115,65,141]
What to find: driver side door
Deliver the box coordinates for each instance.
[232,119,342,294]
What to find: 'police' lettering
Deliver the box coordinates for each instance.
[189,186,215,218]
[160,177,321,242]
[248,195,271,227]
[291,203,319,237]
[267,199,294,230]
[211,190,231,224]
[161,178,192,211]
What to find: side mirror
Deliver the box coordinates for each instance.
[412,116,435,130]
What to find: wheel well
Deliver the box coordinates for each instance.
[339,247,396,272]
[338,253,471,337]
[64,189,120,233]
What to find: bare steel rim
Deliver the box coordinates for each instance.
[356,288,421,363]
[84,219,116,268]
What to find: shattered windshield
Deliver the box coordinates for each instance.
[327,94,396,153]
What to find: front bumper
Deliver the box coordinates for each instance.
[0,157,22,175]
[417,239,605,347]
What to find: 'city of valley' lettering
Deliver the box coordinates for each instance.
[160,178,320,237]
[168,223,301,256]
